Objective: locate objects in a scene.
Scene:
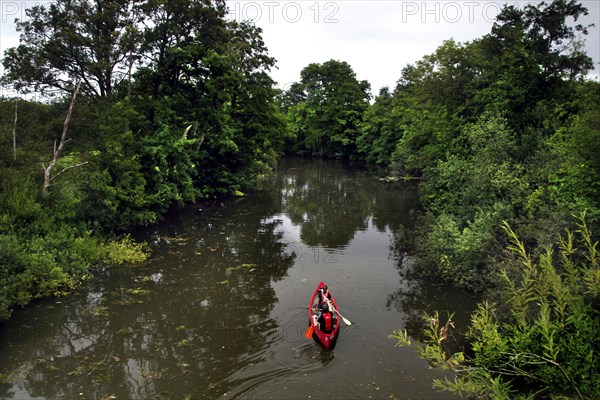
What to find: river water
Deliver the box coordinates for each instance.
[0,157,477,399]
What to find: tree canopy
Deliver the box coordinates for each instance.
[1,0,141,97]
[285,60,371,159]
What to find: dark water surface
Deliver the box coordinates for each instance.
[0,157,477,399]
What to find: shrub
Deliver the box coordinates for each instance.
[392,213,600,399]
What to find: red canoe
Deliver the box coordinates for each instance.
[308,281,340,349]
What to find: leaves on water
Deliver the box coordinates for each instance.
[126,288,151,296]
[225,263,257,271]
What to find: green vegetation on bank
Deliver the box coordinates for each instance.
[0,0,287,320]
[391,214,600,398]
[282,0,599,397]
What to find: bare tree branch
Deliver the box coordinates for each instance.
[50,161,89,183]
[12,100,17,161]
[43,81,81,195]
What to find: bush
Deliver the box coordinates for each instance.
[392,213,600,399]
[415,204,509,291]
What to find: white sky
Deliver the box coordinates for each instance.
[0,1,598,98]
[225,0,600,93]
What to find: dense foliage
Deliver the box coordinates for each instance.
[0,0,287,320]
[283,60,371,159]
[284,0,599,292]
[391,215,600,399]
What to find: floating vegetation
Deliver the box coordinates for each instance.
[95,372,112,383]
[176,325,186,332]
[377,175,419,182]
[139,367,168,380]
[110,287,151,305]
[91,306,110,317]
[157,236,189,245]
[126,288,151,296]
[138,275,153,283]
[1,358,49,383]
[66,356,116,382]
[125,299,144,305]
[67,365,87,377]
[82,305,110,318]
[225,263,257,271]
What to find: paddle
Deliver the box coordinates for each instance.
[324,298,351,326]
[332,307,352,326]
[305,324,314,339]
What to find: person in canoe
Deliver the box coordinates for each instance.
[317,284,332,308]
[315,302,335,334]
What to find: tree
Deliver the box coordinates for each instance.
[286,60,371,159]
[374,0,598,294]
[356,87,402,165]
[472,0,594,127]
[499,0,593,81]
[1,0,141,97]
[11,100,17,161]
[545,81,600,224]
[0,0,287,321]
[133,0,286,199]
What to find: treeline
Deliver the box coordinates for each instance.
[284,1,600,292]
[0,0,288,320]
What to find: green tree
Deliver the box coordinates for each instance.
[133,0,286,198]
[1,0,141,97]
[286,60,371,159]
[356,87,402,165]
[0,0,287,321]
[545,82,600,224]
[378,0,598,293]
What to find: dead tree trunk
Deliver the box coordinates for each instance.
[43,81,83,195]
[12,100,17,161]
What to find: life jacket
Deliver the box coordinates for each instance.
[322,312,333,333]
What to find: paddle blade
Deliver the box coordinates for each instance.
[342,316,352,326]
[305,325,314,339]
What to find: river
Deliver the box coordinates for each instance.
[0,157,477,399]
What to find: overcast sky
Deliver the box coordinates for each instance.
[225,0,600,94]
[1,1,598,98]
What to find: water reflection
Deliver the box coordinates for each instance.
[282,158,419,248]
[386,241,478,350]
[0,190,296,399]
